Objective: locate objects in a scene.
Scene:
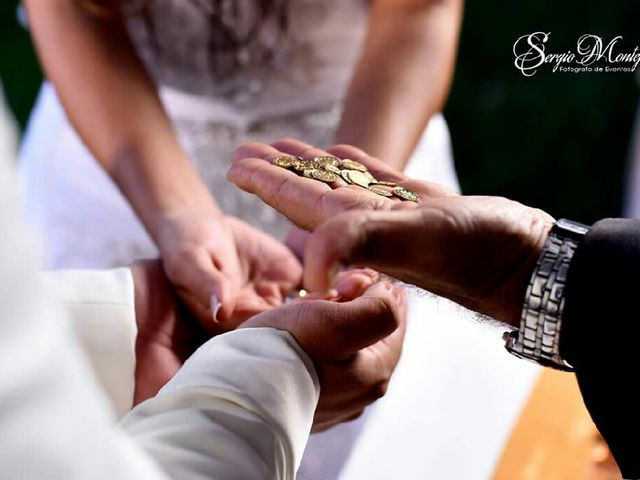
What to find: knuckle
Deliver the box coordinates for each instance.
[368,378,390,401]
[164,247,198,279]
[239,141,266,152]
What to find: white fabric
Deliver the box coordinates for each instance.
[1,89,321,479]
[339,295,541,480]
[121,0,369,120]
[17,2,469,478]
[123,328,320,480]
[42,268,138,418]
[0,90,17,160]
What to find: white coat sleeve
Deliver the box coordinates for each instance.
[42,268,138,418]
[121,327,320,480]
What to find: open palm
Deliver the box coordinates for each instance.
[228,139,455,232]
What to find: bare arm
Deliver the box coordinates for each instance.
[24,0,257,324]
[24,0,218,238]
[336,0,463,170]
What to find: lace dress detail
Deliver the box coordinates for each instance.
[121,0,369,238]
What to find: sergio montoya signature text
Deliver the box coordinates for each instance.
[513,32,640,76]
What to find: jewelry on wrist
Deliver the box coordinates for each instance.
[503,219,589,371]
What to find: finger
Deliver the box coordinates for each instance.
[239,281,402,359]
[225,216,304,291]
[327,144,406,183]
[228,156,394,231]
[270,138,320,158]
[333,269,379,301]
[228,157,334,231]
[312,409,366,433]
[304,209,430,292]
[232,141,282,164]
[284,226,310,260]
[327,145,457,198]
[168,248,238,324]
[324,281,403,359]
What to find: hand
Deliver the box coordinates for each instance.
[240,275,407,432]
[228,139,554,326]
[228,139,455,232]
[130,260,209,405]
[157,208,302,332]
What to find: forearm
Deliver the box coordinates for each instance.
[336,0,462,170]
[25,0,218,239]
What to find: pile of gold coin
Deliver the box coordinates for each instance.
[271,155,419,202]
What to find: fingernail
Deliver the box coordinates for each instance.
[210,294,222,323]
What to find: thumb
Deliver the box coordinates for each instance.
[238,281,403,361]
[303,209,429,292]
[323,281,403,360]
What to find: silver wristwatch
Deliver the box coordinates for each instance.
[503,218,589,371]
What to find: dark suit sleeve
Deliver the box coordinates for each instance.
[561,218,640,479]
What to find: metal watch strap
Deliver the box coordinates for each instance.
[504,219,589,371]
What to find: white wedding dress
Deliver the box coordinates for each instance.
[19,1,540,479]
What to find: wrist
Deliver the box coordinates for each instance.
[491,214,555,328]
[130,260,176,334]
[503,219,589,371]
[111,142,221,240]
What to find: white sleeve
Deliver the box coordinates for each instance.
[0,94,168,479]
[44,266,321,479]
[2,89,319,479]
[121,327,320,480]
[42,268,138,418]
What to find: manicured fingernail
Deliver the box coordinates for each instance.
[210,294,222,323]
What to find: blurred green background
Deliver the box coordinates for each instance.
[1,0,639,224]
[0,1,41,131]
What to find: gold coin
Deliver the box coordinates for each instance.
[314,156,341,168]
[346,170,371,188]
[293,160,318,172]
[311,169,339,183]
[368,186,394,197]
[341,170,354,184]
[364,171,377,183]
[393,187,419,202]
[272,156,298,168]
[303,169,318,178]
[323,164,342,175]
[373,180,397,187]
[291,161,307,172]
[340,159,368,172]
